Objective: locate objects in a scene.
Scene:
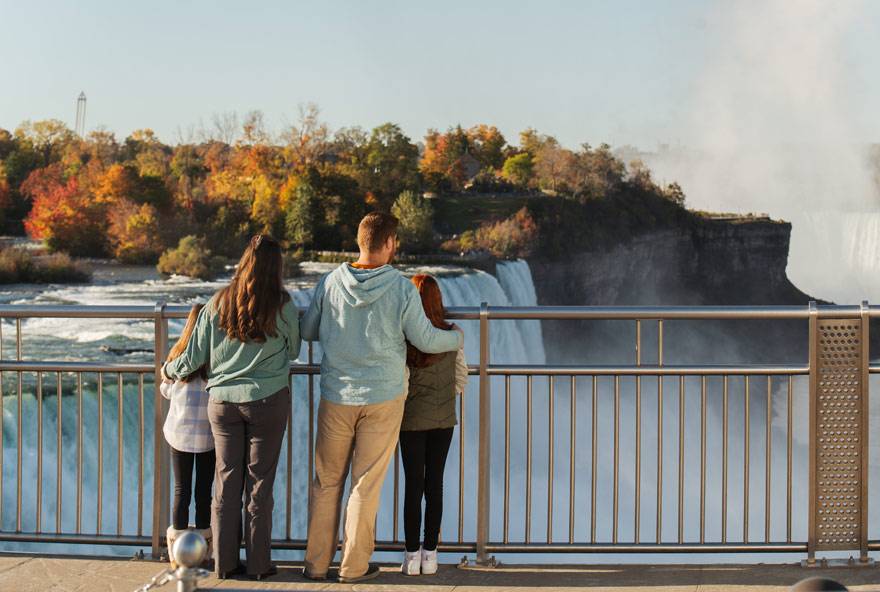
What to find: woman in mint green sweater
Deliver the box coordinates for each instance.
[163,234,300,581]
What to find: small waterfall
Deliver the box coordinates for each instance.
[496,260,546,365]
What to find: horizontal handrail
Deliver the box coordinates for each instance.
[487,364,810,376]
[0,361,154,373]
[0,303,877,320]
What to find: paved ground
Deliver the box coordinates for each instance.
[1,555,879,592]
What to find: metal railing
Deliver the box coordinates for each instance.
[0,303,875,565]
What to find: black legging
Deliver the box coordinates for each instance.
[399,427,455,553]
[170,447,216,530]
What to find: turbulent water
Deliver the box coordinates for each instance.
[0,260,545,557]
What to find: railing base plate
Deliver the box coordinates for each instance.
[457,555,500,569]
[800,558,874,568]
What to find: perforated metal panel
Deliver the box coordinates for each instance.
[813,319,866,551]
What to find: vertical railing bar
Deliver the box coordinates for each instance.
[0,318,4,525]
[700,375,706,544]
[722,375,728,544]
[97,371,103,535]
[137,373,144,538]
[504,374,511,545]
[56,371,62,534]
[569,375,576,545]
[36,371,43,533]
[307,341,315,508]
[656,374,663,544]
[743,375,750,544]
[612,375,620,544]
[590,376,597,545]
[677,375,684,544]
[765,376,772,544]
[656,320,664,543]
[151,302,167,558]
[459,327,469,546]
[393,445,399,543]
[285,373,292,541]
[547,375,554,544]
[786,375,792,544]
[76,373,83,534]
[117,373,124,536]
[635,373,642,544]
[526,375,533,544]
[476,302,491,564]
[635,320,642,544]
[15,318,22,533]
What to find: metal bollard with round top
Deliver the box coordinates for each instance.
[133,531,211,592]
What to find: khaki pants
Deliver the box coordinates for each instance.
[304,396,405,579]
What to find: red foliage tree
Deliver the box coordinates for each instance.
[23,172,108,256]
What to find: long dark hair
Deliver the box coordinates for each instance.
[406,274,453,368]
[217,234,290,342]
[166,304,207,381]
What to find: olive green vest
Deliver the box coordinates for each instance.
[401,351,458,431]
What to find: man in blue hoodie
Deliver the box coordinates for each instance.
[300,212,463,583]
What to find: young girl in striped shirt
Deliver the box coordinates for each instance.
[162,303,214,563]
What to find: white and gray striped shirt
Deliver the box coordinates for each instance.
[161,377,214,453]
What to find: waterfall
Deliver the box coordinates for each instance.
[788,212,880,304]
[0,261,547,557]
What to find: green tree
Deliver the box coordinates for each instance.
[391,190,434,252]
[285,182,320,248]
[353,123,420,208]
[502,153,534,188]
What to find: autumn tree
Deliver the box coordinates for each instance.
[420,126,472,192]
[14,120,76,164]
[467,124,507,170]
[108,201,163,263]
[23,173,109,256]
[283,103,330,171]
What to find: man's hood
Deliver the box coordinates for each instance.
[331,263,401,307]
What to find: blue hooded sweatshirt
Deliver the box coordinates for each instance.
[300,263,463,405]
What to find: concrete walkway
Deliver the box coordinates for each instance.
[1,555,879,592]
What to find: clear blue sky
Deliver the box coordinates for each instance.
[1,0,877,148]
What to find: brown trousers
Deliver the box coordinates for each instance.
[208,387,290,576]
[304,396,406,579]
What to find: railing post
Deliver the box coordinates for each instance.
[807,300,871,566]
[151,302,168,559]
[807,301,818,565]
[476,302,494,565]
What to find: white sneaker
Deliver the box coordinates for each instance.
[401,549,421,575]
[421,547,438,575]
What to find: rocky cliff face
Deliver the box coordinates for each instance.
[526,218,817,365]
[528,218,810,307]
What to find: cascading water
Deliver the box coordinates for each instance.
[0,261,548,557]
[788,212,880,304]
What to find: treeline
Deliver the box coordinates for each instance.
[0,107,689,269]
